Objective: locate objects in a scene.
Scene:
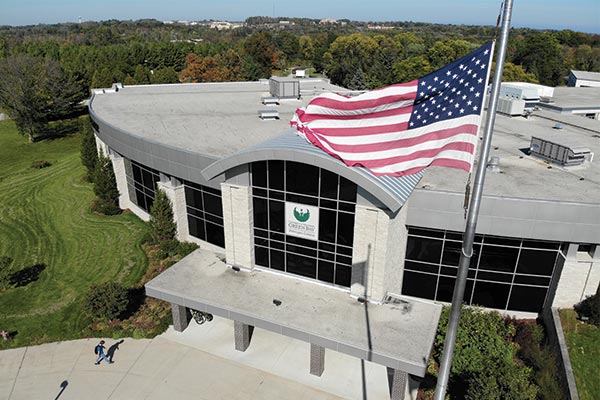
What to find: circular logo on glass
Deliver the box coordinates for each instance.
[293,207,310,222]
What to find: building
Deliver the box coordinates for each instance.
[568,70,600,88]
[89,78,600,399]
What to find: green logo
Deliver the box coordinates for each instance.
[293,207,310,222]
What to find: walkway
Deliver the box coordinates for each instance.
[0,317,395,399]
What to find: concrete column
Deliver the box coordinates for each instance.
[221,183,254,269]
[157,180,188,242]
[234,321,253,352]
[309,343,325,376]
[351,203,408,302]
[171,304,190,332]
[387,368,407,400]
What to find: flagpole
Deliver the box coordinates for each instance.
[433,1,514,399]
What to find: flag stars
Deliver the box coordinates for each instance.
[460,108,465,114]
[421,81,426,86]
[475,92,481,97]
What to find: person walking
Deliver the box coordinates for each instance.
[94,340,113,365]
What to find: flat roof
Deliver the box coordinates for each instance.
[91,80,345,159]
[417,110,600,204]
[91,82,600,205]
[541,86,600,110]
[571,70,600,81]
[145,249,442,377]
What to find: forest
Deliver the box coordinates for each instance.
[0,17,599,139]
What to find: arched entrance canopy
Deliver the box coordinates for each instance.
[202,130,423,213]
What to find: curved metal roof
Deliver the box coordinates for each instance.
[202,130,423,212]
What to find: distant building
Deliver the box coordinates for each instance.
[89,78,600,400]
[568,70,600,88]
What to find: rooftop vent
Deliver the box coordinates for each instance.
[530,136,592,167]
[487,156,500,172]
[553,123,563,130]
[497,98,525,116]
[258,109,280,120]
[261,97,279,106]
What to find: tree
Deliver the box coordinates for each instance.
[0,54,85,142]
[149,188,177,244]
[513,33,564,86]
[324,34,378,87]
[93,151,120,215]
[80,117,99,182]
[150,66,179,84]
[242,32,280,78]
[393,55,433,83]
[133,64,150,84]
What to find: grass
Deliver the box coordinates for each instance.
[0,120,149,348]
[559,309,600,400]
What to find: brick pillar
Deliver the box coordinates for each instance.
[171,304,190,332]
[234,321,253,352]
[387,368,407,400]
[309,343,325,376]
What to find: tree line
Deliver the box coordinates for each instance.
[0,19,598,141]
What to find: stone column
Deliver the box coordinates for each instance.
[309,343,325,376]
[171,304,190,332]
[351,204,408,302]
[234,321,253,352]
[221,183,254,269]
[157,179,188,242]
[387,368,408,400]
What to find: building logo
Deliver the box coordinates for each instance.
[285,202,319,240]
[293,207,310,222]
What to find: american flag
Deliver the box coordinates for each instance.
[291,42,494,177]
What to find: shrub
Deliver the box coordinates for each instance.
[574,293,600,326]
[84,282,129,321]
[177,241,199,258]
[91,198,121,215]
[31,160,52,169]
[156,239,179,259]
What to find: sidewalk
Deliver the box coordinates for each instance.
[0,317,392,400]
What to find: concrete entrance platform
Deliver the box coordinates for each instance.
[0,317,407,400]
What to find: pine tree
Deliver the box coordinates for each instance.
[80,118,98,182]
[93,151,120,214]
[149,188,177,244]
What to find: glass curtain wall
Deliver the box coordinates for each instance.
[401,227,565,312]
[184,181,225,248]
[251,160,357,287]
[124,160,160,213]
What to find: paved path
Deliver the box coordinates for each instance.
[0,317,393,400]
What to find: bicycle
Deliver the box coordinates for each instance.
[189,309,213,325]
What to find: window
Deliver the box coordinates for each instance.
[125,160,160,213]
[402,226,563,312]
[251,161,357,288]
[184,181,224,248]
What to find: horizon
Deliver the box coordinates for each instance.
[1,0,599,35]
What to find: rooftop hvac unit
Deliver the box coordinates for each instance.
[530,136,592,167]
[497,98,525,116]
[269,76,300,99]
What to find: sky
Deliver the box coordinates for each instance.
[1,0,599,34]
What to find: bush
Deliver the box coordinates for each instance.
[31,160,52,169]
[91,198,121,216]
[84,282,129,321]
[177,241,199,258]
[574,293,600,326]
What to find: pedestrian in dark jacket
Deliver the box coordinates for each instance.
[94,340,113,365]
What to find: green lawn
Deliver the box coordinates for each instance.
[0,120,148,348]
[559,309,600,400]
